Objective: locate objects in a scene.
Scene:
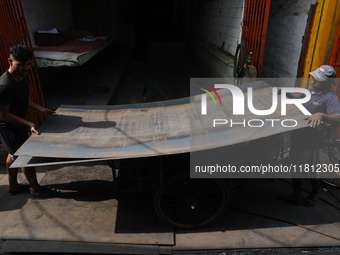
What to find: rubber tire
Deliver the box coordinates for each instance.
[154,173,229,229]
[233,43,246,78]
[322,130,340,187]
[322,141,340,187]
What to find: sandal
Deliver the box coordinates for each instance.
[275,194,301,206]
[302,195,318,207]
[31,187,60,198]
[8,181,30,196]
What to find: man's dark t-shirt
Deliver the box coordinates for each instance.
[0,70,29,129]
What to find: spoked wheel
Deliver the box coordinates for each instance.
[154,174,228,229]
[233,43,246,78]
[327,140,340,164]
[322,126,340,187]
[322,139,340,187]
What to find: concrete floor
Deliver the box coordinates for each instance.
[1,162,340,254]
[0,42,340,254]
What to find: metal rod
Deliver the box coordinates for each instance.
[0,0,46,127]
[258,0,271,77]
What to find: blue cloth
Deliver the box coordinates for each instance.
[291,86,340,149]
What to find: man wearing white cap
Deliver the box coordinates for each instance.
[277,65,340,206]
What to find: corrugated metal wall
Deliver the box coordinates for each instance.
[0,0,45,126]
[330,25,340,99]
[242,0,271,77]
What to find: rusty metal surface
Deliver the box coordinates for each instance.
[15,99,191,159]
[13,81,308,167]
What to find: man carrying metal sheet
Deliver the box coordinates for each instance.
[277,65,340,206]
[0,44,59,197]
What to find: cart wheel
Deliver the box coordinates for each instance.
[154,174,228,229]
[322,137,340,187]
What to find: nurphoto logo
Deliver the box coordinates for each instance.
[199,84,312,128]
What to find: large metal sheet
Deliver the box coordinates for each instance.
[14,81,308,166]
[11,155,110,168]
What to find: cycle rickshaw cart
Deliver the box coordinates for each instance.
[12,81,314,229]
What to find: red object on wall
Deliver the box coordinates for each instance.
[330,26,340,71]
[328,25,340,136]
[0,0,46,127]
[242,0,271,77]
[330,25,340,99]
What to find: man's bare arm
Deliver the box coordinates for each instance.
[28,99,55,118]
[304,113,340,128]
[277,88,300,98]
[0,104,38,134]
[287,93,300,98]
